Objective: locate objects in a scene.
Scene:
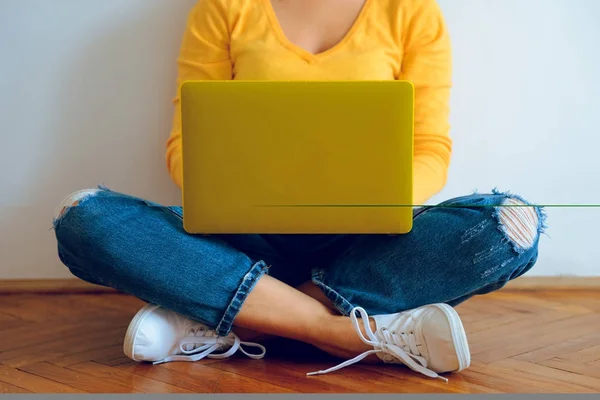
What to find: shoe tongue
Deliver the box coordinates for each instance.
[372,314,395,332]
[372,311,416,333]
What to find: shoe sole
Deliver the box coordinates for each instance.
[434,303,471,371]
[123,303,160,362]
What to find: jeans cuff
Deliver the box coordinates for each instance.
[216,260,270,336]
[311,268,355,316]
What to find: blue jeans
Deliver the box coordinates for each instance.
[53,186,545,336]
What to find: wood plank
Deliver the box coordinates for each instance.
[0,294,130,323]
[358,364,502,394]
[541,358,600,379]
[0,312,27,332]
[464,361,596,393]
[372,364,522,394]
[531,292,600,312]
[205,357,448,393]
[558,344,600,364]
[210,370,297,393]
[0,325,127,367]
[472,291,595,314]
[111,362,222,393]
[52,344,125,367]
[492,359,600,391]
[146,361,297,393]
[0,365,86,393]
[469,311,585,353]
[66,361,195,393]
[18,362,139,393]
[0,382,31,393]
[0,320,108,353]
[464,311,532,334]
[92,347,138,367]
[473,313,600,362]
[0,313,130,353]
[513,332,600,363]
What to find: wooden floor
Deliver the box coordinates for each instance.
[0,290,599,393]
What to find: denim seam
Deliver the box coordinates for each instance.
[311,268,355,316]
[215,260,270,336]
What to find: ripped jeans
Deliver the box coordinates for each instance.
[53,187,545,336]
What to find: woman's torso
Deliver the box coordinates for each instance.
[226,0,405,81]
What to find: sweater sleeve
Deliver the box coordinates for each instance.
[166,0,233,189]
[399,0,453,205]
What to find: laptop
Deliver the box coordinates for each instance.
[180,81,414,234]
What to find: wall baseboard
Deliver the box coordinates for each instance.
[0,276,599,295]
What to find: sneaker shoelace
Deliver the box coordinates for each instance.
[307,307,448,382]
[153,326,266,365]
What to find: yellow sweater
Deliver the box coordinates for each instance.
[167,0,452,205]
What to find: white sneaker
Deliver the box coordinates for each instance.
[307,303,470,381]
[123,304,266,364]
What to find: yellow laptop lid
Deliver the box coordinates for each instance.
[180,81,414,234]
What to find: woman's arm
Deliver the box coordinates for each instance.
[166,0,233,189]
[400,0,453,205]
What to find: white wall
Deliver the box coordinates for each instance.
[434,0,600,276]
[0,0,192,279]
[0,0,598,279]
